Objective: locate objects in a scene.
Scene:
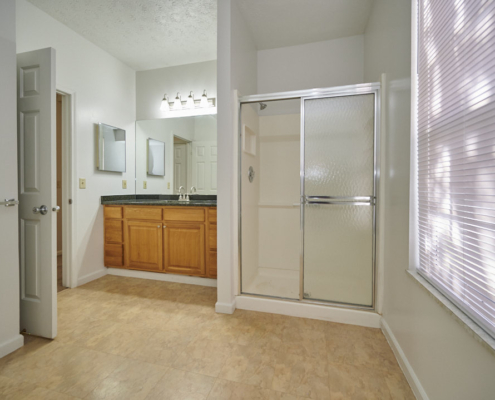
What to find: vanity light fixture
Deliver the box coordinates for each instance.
[159,89,216,117]
[160,93,170,111]
[200,90,209,108]
[173,93,182,110]
[186,91,195,109]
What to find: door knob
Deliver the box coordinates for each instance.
[52,206,60,212]
[33,205,48,215]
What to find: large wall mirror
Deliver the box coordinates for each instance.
[135,115,217,195]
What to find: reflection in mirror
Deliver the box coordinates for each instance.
[97,123,126,172]
[147,139,165,176]
[135,115,217,195]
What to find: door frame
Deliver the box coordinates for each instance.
[56,86,76,289]
[237,83,381,312]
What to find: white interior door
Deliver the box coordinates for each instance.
[18,48,57,338]
[174,143,188,194]
[192,141,217,194]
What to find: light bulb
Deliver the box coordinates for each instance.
[200,90,209,108]
[173,93,182,110]
[186,91,195,109]
[160,94,169,111]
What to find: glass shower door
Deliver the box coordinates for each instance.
[303,94,376,307]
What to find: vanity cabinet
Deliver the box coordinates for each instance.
[104,206,124,267]
[125,220,163,271]
[103,205,217,278]
[206,209,217,278]
[164,223,205,275]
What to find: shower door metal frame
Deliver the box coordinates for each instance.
[238,82,380,311]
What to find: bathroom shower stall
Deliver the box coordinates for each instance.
[239,83,380,309]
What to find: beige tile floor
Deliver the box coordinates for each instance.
[0,275,415,399]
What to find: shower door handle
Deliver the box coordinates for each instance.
[305,196,374,206]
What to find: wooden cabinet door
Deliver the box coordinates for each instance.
[164,223,205,276]
[206,221,217,278]
[125,220,163,271]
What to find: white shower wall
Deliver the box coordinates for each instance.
[257,113,300,297]
[240,104,260,292]
[242,106,301,299]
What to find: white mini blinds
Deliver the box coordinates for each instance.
[417,0,495,338]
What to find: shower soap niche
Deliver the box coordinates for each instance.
[242,124,256,156]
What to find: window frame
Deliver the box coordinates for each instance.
[409,0,495,350]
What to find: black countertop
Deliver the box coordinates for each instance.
[101,194,217,207]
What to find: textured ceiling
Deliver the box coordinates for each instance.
[27,0,217,71]
[236,0,374,50]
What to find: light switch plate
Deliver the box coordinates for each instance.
[79,178,86,189]
[122,180,127,189]
[143,181,147,189]
[167,182,170,189]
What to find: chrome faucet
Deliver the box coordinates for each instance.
[178,186,187,201]
[190,186,197,196]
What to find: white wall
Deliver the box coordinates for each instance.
[257,35,364,94]
[364,1,495,399]
[0,0,24,358]
[136,61,217,121]
[16,0,136,286]
[216,0,258,313]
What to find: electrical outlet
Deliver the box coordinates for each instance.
[167,182,170,189]
[143,181,147,189]
[122,180,127,189]
[79,178,86,189]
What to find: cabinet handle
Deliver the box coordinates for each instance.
[163,226,167,228]
[157,225,161,228]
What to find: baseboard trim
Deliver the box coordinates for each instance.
[235,296,381,328]
[107,268,217,287]
[77,268,108,287]
[215,300,236,314]
[0,334,24,359]
[381,318,428,400]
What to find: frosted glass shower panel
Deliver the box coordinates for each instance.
[304,94,374,197]
[303,94,375,306]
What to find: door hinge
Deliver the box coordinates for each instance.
[68,199,73,205]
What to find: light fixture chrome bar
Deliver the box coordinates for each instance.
[166,97,216,109]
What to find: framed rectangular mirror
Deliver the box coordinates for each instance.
[147,138,165,176]
[97,123,126,172]
[135,115,217,194]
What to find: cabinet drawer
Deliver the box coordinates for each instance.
[208,208,217,222]
[105,220,123,243]
[125,207,162,221]
[163,208,205,222]
[104,206,123,219]
[104,244,123,267]
[208,223,217,250]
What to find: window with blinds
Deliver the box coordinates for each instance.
[417,0,495,338]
